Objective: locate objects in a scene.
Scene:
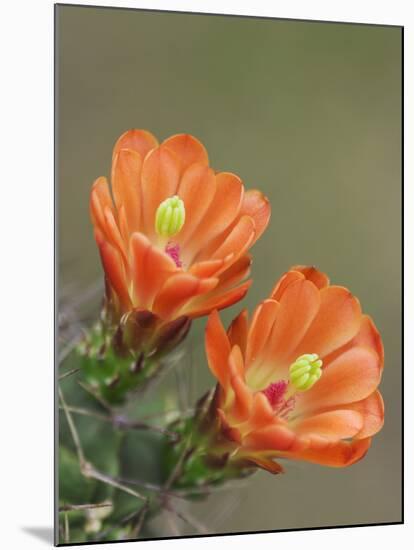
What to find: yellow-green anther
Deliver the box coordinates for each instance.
[155,195,185,237]
[289,353,323,392]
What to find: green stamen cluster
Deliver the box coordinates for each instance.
[155,195,185,237]
[289,353,323,391]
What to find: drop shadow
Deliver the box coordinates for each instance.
[22,526,54,545]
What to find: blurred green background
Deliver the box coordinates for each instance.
[57,5,402,535]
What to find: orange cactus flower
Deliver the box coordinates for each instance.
[90,130,270,328]
[205,266,384,473]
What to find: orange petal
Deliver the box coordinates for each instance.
[211,215,256,262]
[271,270,305,301]
[188,172,244,261]
[323,314,385,371]
[215,254,252,290]
[243,424,297,452]
[111,149,143,234]
[130,232,178,309]
[205,310,232,388]
[227,309,248,356]
[227,346,252,422]
[152,273,218,320]
[246,299,280,368]
[194,188,269,262]
[90,177,114,236]
[185,279,252,318]
[189,259,226,278]
[348,315,384,368]
[94,227,105,247]
[294,409,363,440]
[175,163,216,248]
[281,437,372,467]
[242,454,284,474]
[117,204,130,243]
[293,286,362,358]
[185,255,252,318]
[228,344,245,378]
[112,129,158,160]
[239,189,271,244]
[297,346,382,414]
[162,133,209,174]
[242,392,275,432]
[103,206,128,265]
[263,278,321,368]
[141,145,181,238]
[97,239,131,310]
[290,266,330,289]
[342,390,384,439]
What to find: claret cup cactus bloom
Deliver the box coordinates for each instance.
[90,129,271,321]
[205,266,384,473]
[90,129,270,357]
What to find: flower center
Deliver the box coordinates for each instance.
[262,380,288,408]
[155,195,186,238]
[261,353,323,419]
[165,241,182,268]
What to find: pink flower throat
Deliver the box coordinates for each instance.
[165,242,182,268]
[262,380,296,419]
[262,380,288,407]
